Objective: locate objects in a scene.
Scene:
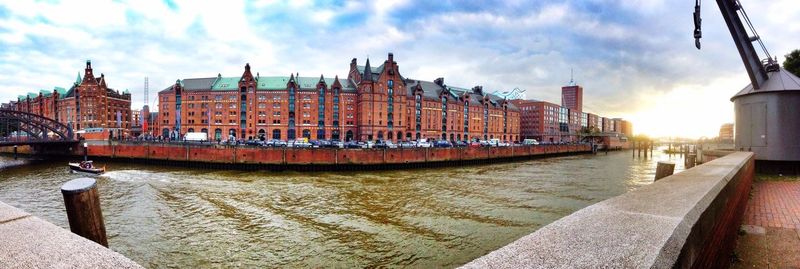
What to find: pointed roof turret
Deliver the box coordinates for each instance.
[75,72,82,85]
[363,58,373,82]
[319,74,325,82]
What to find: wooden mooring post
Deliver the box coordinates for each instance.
[61,178,108,247]
[686,153,697,169]
[13,145,17,160]
[643,141,648,158]
[655,161,675,181]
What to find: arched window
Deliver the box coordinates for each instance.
[450,133,454,141]
[387,132,393,140]
[214,129,222,140]
[397,131,402,141]
[272,129,281,140]
[162,128,169,138]
[302,129,310,138]
[201,128,208,134]
[187,128,194,133]
[377,131,384,140]
[345,130,354,141]
[258,129,266,140]
[317,129,325,140]
[332,130,340,140]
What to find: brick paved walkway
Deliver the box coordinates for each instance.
[734,180,800,268]
[743,181,800,229]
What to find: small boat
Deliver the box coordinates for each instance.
[68,161,105,174]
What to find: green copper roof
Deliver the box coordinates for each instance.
[54,87,67,96]
[211,77,240,90]
[256,76,290,90]
[27,92,37,99]
[123,89,130,94]
[75,72,82,85]
[18,95,25,100]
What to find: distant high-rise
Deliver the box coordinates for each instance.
[561,76,583,112]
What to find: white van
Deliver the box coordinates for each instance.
[523,139,539,145]
[184,132,208,142]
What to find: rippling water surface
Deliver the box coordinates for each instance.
[0,149,684,268]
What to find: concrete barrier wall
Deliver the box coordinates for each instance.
[462,151,755,269]
[67,143,590,167]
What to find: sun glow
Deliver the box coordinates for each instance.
[626,76,744,139]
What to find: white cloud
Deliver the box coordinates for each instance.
[0,0,797,138]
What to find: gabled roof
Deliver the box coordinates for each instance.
[404,78,519,110]
[356,63,384,80]
[732,68,800,100]
[211,77,240,91]
[183,77,217,90]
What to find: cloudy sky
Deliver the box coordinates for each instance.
[0,0,797,138]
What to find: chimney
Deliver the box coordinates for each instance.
[388,52,394,63]
[434,77,444,87]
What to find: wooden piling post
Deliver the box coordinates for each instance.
[644,141,648,158]
[13,145,17,160]
[686,153,697,169]
[655,161,675,181]
[61,178,108,247]
[638,141,641,157]
[632,139,636,157]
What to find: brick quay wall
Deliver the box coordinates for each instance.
[1,142,591,171]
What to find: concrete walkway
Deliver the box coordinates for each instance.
[0,201,142,268]
[734,180,800,268]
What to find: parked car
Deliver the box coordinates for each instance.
[374,141,388,148]
[345,141,361,148]
[454,141,468,147]
[399,141,416,148]
[416,140,432,148]
[434,140,452,148]
[385,141,398,149]
[330,140,344,148]
[469,141,482,147]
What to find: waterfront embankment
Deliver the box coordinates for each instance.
[2,142,592,170]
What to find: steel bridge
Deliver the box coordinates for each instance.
[0,109,76,146]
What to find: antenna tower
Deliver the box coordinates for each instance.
[144,77,149,106]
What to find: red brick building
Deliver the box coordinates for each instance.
[561,84,583,112]
[510,99,564,143]
[512,81,632,143]
[157,53,520,142]
[9,61,132,136]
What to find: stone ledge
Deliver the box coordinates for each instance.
[0,201,142,268]
[462,152,754,268]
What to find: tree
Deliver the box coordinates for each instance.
[783,49,800,77]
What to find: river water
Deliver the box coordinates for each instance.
[0,149,685,268]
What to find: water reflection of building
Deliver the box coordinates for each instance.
[157,53,521,142]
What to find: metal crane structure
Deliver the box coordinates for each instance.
[696,0,800,170]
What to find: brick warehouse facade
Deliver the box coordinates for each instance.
[9,61,132,135]
[157,53,520,142]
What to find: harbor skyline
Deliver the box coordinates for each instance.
[0,0,797,138]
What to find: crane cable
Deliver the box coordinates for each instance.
[734,0,774,62]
